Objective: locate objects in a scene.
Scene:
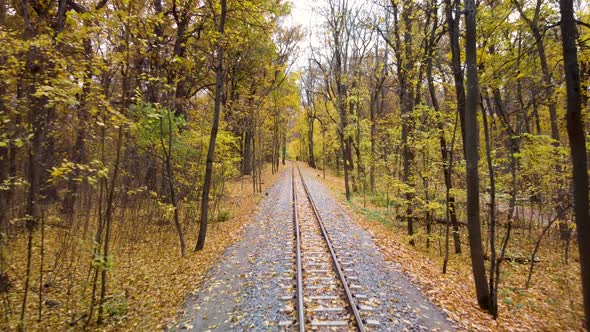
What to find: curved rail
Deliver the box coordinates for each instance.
[294,163,366,332]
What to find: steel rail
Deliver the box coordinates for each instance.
[295,163,366,332]
[292,166,305,332]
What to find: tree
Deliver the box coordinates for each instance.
[443,0,463,254]
[288,0,588,325]
[464,0,490,311]
[557,0,590,326]
[302,61,318,169]
[325,0,352,201]
[1,0,297,328]
[195,0,228,251]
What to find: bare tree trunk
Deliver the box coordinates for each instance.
[86,114,107,327]
[272,115,278,174]
[38,210,45,321]
[481,102,498,318]
[445,0,467,152]
[464,0,490,311]
[340,131,351,200]
[62,38,91,215]
[196,0,227,251]
[281,127,287,165]
[513,0,560,144]
[0,145,7,237]
[401,2,416,245]
[0,59,9,254]
[19,218,34,332]
[161,111,186,256]
[172,16,190,118]
[442,113,459,274]
[308,115,316,168]
[346,136,356,192]
[97,126,124,324]
[97,2,133,318]
[326,0,351,200]
[558,0,590,325]
[252,125,257,193]
[425,1,461,255]
[242,126,253,175]
[369,97,376,193]
[20,43,47,331]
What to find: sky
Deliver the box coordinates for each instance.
[287,0,317,30]
[284,0,370,70]
[284,0,325,69]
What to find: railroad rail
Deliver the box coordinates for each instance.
[287,162,367,331]
[292,166,305,332]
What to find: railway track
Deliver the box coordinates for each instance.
[279,163,379,331]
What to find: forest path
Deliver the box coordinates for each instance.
[172,165,455,331]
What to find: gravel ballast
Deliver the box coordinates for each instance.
[173,166,456,331]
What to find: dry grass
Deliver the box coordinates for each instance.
[301,163,584,331]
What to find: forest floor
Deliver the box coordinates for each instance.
[5,163,583,331]
[173,164,455,331]
[4,165,285,331]
[310,165,585,331]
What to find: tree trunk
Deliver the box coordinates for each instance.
[402,121,414,245]
[0,53,9,247]
[481,101,498,318]
[329,0,350,201]
[514,0,560,143]
[172,19,190,117]
[513,0,571,246]
[401,2,415,245]
[558,0,590,325]
[464,0,490,311]
[341,131,351,200]
[195,0,227,251]
[424,10,461,254]
[97,126,124,324]
[308,116,316,168]
[62,38,92,215]
[369,94,376,193]
[281,126,287,165]
[445,0,467,153]
[242,126,253,175]
[24,46,46,228]
[0,145,7,241]
[19,37,41,331]
[161,112,186,256]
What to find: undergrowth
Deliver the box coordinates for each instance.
[309,164,584,331]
